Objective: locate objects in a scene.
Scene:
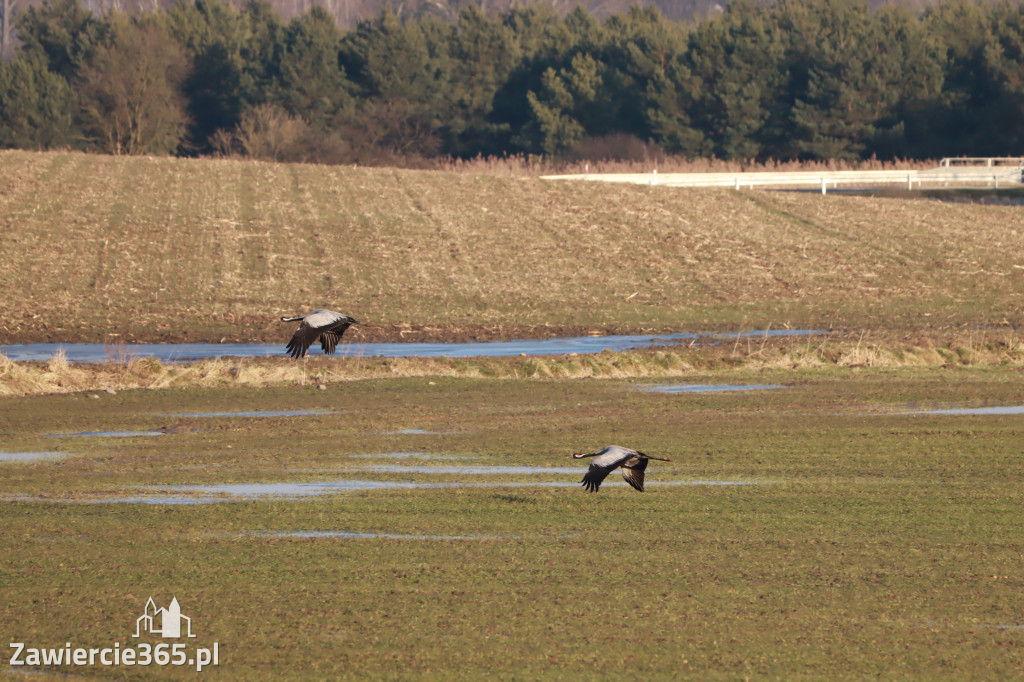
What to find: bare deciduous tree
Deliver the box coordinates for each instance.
[0,0,24,58]
[76,18,189,154]
[232,102,308,160]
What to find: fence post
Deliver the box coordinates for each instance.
[821,178,827,195]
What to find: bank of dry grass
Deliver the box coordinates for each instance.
[437,151,935,175]
[3,329,1022,397]
[2,150,1023,347]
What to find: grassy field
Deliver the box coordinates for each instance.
[2,368,1024,679]
[2,150,1024,678]
[2,149,1024,345]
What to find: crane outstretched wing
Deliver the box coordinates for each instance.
[286,322,321,358]
[319,322,353,355]
[619,456,649,492]
[581,462,616,492]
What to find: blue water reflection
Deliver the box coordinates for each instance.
[638,384,784,393]
[1,329,823,364]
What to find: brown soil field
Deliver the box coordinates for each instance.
[2,149,1022,345]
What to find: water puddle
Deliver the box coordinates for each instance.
[151,480,441,499]
[384,428,449,435]
[0,451,65,463]
[360,465,582,475]
[1,330,824,364]
[168,410,338,418]
[638,384,785,393]
[246,530,529,541]
[349,452,478,460]
[919,618,1024,632]
[48,430,165,438]
[904,404,1024,416]
[33,479,758,504]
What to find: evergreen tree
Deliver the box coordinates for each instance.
[165,0,248,153]
[15,0,106,81]
[489,5,574,151]
[514,59,589,155]
[273,6,352,129]
[444,6,520,156]
[926,0,1024,155]
[656,0,784,159]
[509,6,606,155]
[863,4,944,159]
[778,0,895,160]
[339,8,448,158]
[502,3,574,62]
[981,3,1024,153]
[0,51,76,149]
[600,5,687,144]
[645,54,704,155]
[237,0,286,107]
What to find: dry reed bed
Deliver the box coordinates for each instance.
[3,331,1022,397]
[2,150,1023,346]
[435,152,937,176]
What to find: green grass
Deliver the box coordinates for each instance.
[2,367,1023,678]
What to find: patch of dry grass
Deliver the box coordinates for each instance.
[436,152,936,176]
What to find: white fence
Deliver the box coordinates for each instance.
[938,157,1024,167]
[540,157,1024,194]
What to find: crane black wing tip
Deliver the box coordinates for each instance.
[623,480,644,492]
[285,338,309,358]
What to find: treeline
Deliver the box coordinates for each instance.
[1,0,1022,164]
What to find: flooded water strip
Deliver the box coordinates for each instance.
[47,430,166,438]
[360,465,583,475]
[0,451,66,463]
[638,384,785,393]
[902,404,1024,416]
[0,479,762,505]
[246,530,536,541]
[168,410,339,418]
[349,452,480,460]
[1,330,825,364]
